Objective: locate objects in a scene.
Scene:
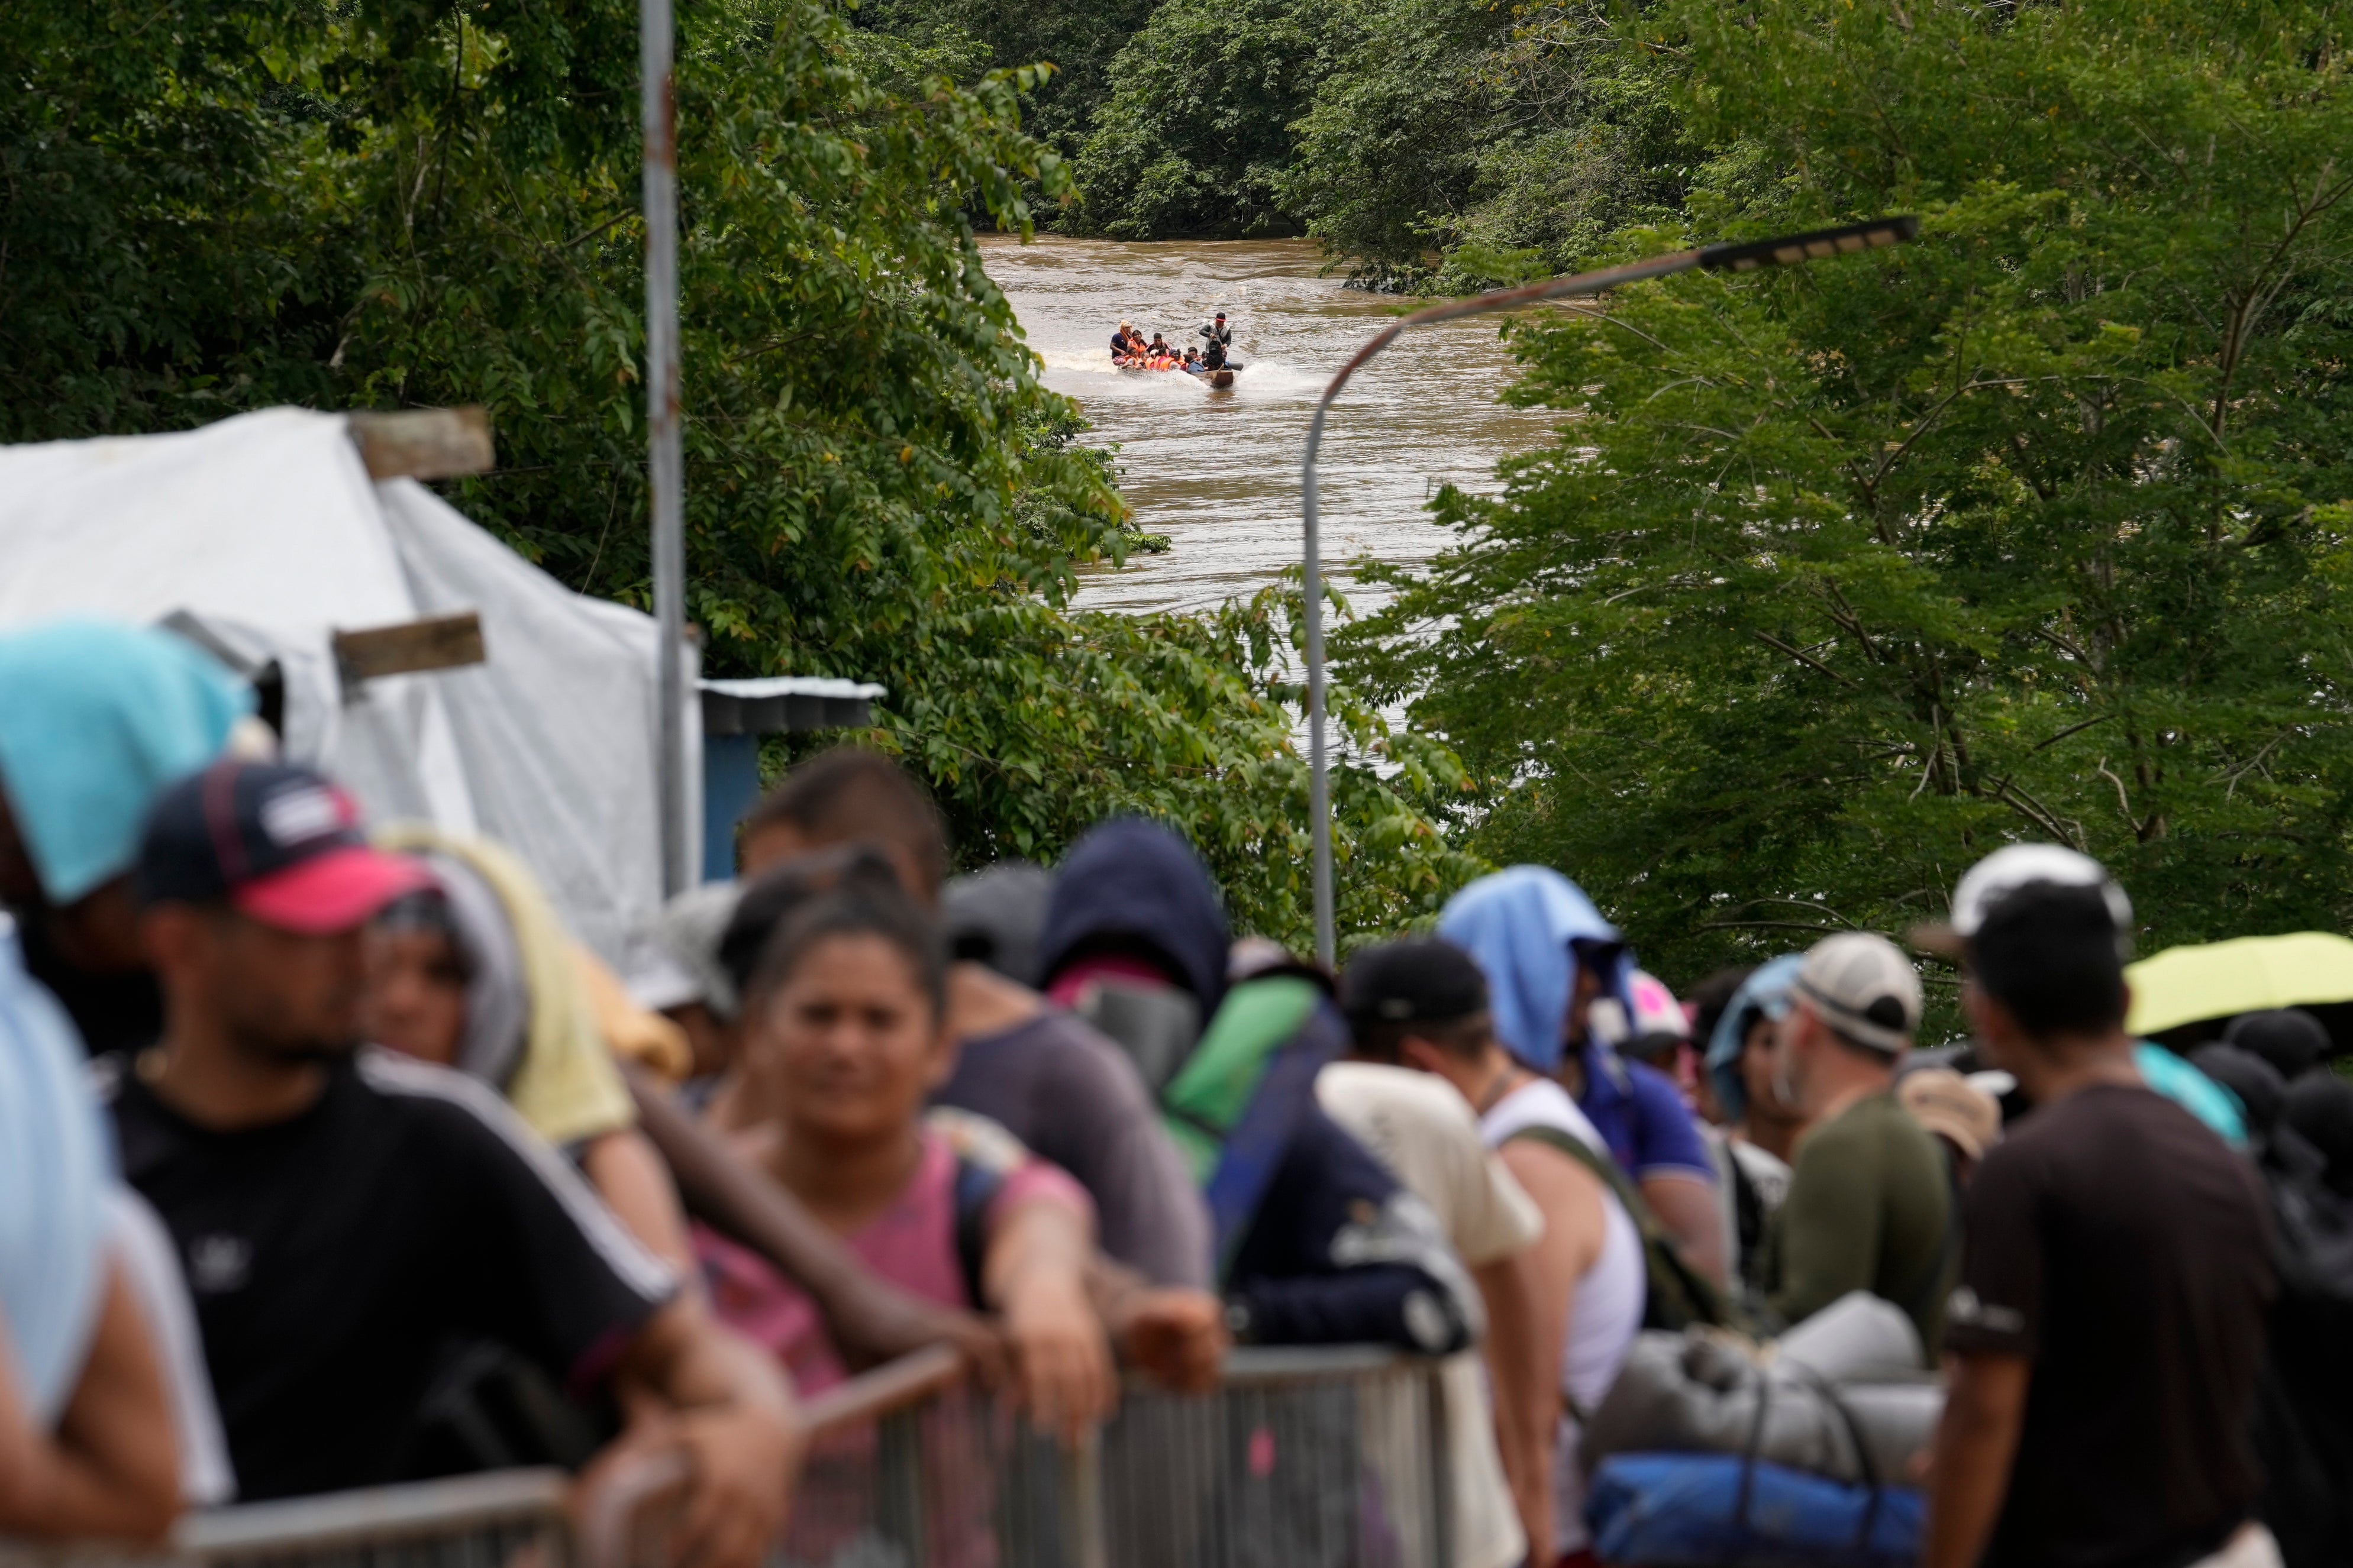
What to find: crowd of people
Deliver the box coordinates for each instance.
[2,614,2350,1568]
[1109,313,1237,374]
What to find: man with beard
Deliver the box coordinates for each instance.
[104,761,799,1567]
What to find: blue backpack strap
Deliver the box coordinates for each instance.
[1203,1000,1353,1278]
[950,1155,1005,1308]
[926,1108,1022,1308]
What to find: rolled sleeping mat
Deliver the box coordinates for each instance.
[1776,1291,1935,1386]
[1583,1311,1942,1486]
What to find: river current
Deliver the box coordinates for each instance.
[977,235,1557,617]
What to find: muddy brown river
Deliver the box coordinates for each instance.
[978,235,1558,617]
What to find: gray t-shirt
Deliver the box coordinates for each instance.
[936,1010,1213,1288]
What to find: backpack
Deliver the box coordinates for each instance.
[1156,975,1351,1278]
[1505,1123,1749,1335]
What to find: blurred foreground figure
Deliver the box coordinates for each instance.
[0,619,251,1056]
[740,749,1212,1288]
[0,920,182,1539]
[702,880,1197,1438]
[107,761,801,1568]
[1924,848,2275,1568]
[360,828,696,1269]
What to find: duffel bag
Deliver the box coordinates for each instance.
[1585,1451,1923,1567]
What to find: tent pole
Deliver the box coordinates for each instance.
[644,0,687,897]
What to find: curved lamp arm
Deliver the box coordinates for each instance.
[1297,216,1919,965]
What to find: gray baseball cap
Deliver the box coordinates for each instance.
[1794,931,1923,1053]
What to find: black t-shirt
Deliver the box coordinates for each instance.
[106,1047,675,1501]
[1947,1084,2274,1568]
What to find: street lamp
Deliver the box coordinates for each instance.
[645,0,688,896]
[1296,215,1919,966]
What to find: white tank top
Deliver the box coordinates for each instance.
[1481,1078,1647,1554]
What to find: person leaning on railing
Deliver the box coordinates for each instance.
[690,869,1226,1440]
[102,761,803,1568]
[733,749,1216,1294]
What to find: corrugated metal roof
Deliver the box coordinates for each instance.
[698,676,885,735]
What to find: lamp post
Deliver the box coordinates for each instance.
[644,0,687,897]
[1297,215,1919,966]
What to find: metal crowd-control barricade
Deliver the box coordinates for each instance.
[8,1347,1454,1568]
[0,1469,575,1568]
[619,1344,1457,1568]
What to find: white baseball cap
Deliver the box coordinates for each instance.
[1915,843,2133,959]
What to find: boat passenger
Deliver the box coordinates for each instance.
[1109,321,1137,362]
[1182,347,1202,373]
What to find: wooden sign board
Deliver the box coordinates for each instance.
[333,612,487,690]
[348,408,495,481]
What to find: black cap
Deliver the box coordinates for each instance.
[137,761,430,933]
[2223,1008,2332,1081]
[1215,312,1226,319]
[2188,1044,2287,1137]
[1341,939,1487,1027]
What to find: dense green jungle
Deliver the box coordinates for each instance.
[7,0,2352,972]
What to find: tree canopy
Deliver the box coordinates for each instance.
[1338,0,2353,979]
[2,0,1481,945]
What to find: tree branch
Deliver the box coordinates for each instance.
[1755,631,1858,687]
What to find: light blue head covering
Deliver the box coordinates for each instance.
[0,923,111,1425]
[1703,952,1803,1121]
[1438,865,1629,1073]
[0,620,253,904]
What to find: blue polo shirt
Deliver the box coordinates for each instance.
[1577,1045,1717,1184]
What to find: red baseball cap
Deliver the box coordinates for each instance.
[137,761,434,934]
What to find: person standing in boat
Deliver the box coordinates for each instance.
[1199,312,1239,373]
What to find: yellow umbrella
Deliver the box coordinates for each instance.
[2125,932,2353,1036]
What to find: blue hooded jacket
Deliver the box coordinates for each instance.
[1041,819,1475,1351]
[0,619,251,903]
[1439,865,1629,1073]
[1703,953,1804,1123]
[1036,817,1230,1016]
[1441,866,1715,1184]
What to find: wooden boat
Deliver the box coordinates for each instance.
[1117,355,1241,387]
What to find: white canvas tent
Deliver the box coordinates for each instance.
[0,406,696,982]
